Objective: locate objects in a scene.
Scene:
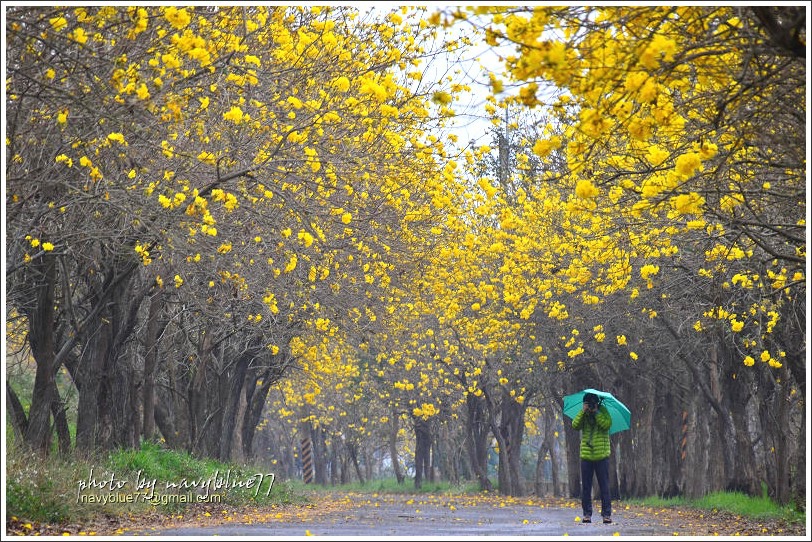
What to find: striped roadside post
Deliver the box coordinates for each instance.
[301,436,314,484]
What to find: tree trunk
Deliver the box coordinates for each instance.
[331,438,340,485]
[348,442,365,484]
[314,428,330,485]
[565,420,581,498]
[24,254,58,454]
[465,394,493,491]
[229,371,249,463]
[74,315,111,451]
[242,363,281,460]
[550,437,562,497]
[364,446,374,482]
[723,371,760,495]
[6,382,29,443]
[534,444,547,497]
[483,390,514,495]
[436,422,457,484]
[340,447,349,484]
[218,355,250,461]
[154,397,178,448]
[73,266,142,452]
[640,379,657,495]
[188,331,214,455]
[791,403,805,510]
[389,410,404,484]
[142,292,163,441]
[760,362,794,505]
[500,395,526,497]
[535,407,561,497]
[773,372,790,505]
[704,343,738,495]
[127,371,142,449]
[413,417,431,489]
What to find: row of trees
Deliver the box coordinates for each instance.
[6,5,456,455]
[5,6,806,506]
[239,5,807,505]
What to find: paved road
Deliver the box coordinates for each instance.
[133,492,691,537]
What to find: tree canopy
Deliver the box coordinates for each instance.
[5,5,806,505]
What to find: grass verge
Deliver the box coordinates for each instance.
[632,490,805,524]
[5,440,307,528]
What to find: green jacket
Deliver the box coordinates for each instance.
[572,405,612,461]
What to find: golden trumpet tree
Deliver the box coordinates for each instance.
[5,5,460,455]
[422,5,805,500]
[439,5,805,373]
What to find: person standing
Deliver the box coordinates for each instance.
[572,392,612,524]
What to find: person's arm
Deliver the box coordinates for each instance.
[595,405,612,431]
[572,408,586,430]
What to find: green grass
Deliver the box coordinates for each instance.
[693,491,803,522]
[6,448,92,523]
[107,440,209,483]
[632,490,804,524]
[107,441,308,508]
[5,440,308,525]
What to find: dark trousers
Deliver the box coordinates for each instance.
[581,457,611,518]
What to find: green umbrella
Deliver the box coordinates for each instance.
[563,388,631,435]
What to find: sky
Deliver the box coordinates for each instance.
[359,4,517,153]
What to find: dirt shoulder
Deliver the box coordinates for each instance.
[7,492,806,537]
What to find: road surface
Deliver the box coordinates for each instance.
[126,492,707,537]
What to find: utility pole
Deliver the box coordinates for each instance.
[498,104,510,190]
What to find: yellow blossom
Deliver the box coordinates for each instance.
[640,264,660,280]
[49,17,68,31]
[298,231,315,247]
[223,106,244,124]
[532,136,561,158]
[55,154,72,167]
[431,91,452,105]
[107,132,127,145]
[645,145,669,167]
[197,151,216,165]
[730,319,744,332]
[136,83,150,100]
[164,7,191,29]
[674,152,702,179]
[333,76,351,92]
[575,179,598,199]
